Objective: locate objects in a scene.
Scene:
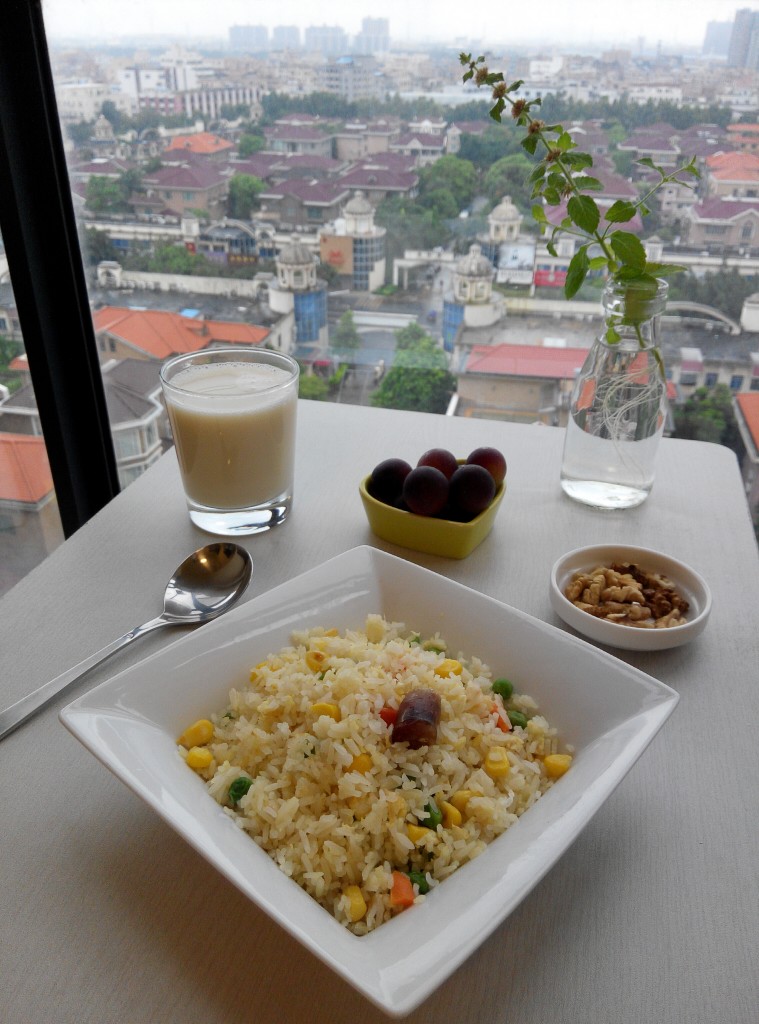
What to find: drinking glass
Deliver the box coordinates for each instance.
[160,347,299,535]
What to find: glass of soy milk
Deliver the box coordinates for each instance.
[160,347,299,535]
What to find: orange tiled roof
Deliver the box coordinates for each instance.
[9,353,29,372]
[165,132,234,155]
[705,150,759,180]
[0,434,54,504]
[92,307,269,359]
[465,343,590,379]
[736,392,759,449]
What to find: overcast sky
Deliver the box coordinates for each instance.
[42,0,759,50]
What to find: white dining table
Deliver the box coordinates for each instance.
[1,399,757,1024]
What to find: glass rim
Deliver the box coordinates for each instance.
[160,346,299,396]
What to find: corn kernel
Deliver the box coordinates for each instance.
[185,746,213,770]
[440,800,462,828]
[449,790,476,815]
[343,885,367,922]
[324,628,339,637]
[306,650,327,671]
[311,701,340,721]
[434,658,463,677]
[544,753,573,778]
[484,747,511,779]
[249,669,259,683]
[407,823,435,845]
[348,753,373,774]
[177,719,214,747]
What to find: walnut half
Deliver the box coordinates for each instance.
[564,562,689,629]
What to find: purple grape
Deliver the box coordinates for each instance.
[402,466,449,516]
[466,447,506,487]
[449,464,496,517]
[368,458,412,504]
[417,447,459,480]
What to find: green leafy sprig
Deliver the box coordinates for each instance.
[460,54,700,322]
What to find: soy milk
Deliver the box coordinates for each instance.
[165,360,297,509]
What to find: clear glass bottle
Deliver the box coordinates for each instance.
[560,278,668,510]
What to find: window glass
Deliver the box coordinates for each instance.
[10,0,758,548]
[0,233,65,597]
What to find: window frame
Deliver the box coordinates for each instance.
[0,0,120,537]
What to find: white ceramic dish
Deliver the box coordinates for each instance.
[550,544,711,652]
[61,546,678,1017]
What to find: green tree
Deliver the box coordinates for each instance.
[82,228,116,265]
[418,187,459,219]
[418,155,477,212]
[673,385,743,454]
[457,123,524,168]
[371,325,455,413]
[331,310,361,354]
[482,153,534,207]
[375,197,450,284]
[100,100,127,134]
[219,103,252,121]
[667,269,758,321]
[610,148,635,177]
[298,374,330,400]
[147,244,210,274]
[227,174,265,218]
[85,176,124,214]
[237,133,266,156]
[0,334,22,371]
[66,120,94,147]
[394,322,437,352]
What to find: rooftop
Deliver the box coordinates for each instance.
[464,343,590,379]
[164,133,234,156]
[92,307,269,359]
[0,434,53,504]
[736,392,759,449]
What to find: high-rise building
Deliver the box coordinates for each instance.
[228,25,269,52]
[321,56,383,103]
[702,20,733,56]
[303,25,348,57]
[354,17,390,55]
[727,9,759,67]
[272,26,300,51]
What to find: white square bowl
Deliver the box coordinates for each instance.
[60,546,678,1017]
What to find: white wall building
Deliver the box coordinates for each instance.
[55,81,112,122]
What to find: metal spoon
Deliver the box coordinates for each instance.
[0,542,253,742]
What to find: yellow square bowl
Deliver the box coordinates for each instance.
[359,473,505,559]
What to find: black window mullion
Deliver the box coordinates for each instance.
[0,0,120,537]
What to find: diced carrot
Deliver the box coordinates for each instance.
[380,705,397,727]
[492,702,511,732]
[390,870,415,909]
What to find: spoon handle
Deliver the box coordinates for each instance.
[0,615,169,742]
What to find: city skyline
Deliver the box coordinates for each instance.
[43,0,759,50]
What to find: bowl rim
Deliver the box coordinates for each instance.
[550,543,712,636]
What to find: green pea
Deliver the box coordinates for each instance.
[228,776,253,805]
[407,870,430,895]
[419,798,443,830]
[423,642,446,654]
[492,678,514,699]
[507,710,528,729]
